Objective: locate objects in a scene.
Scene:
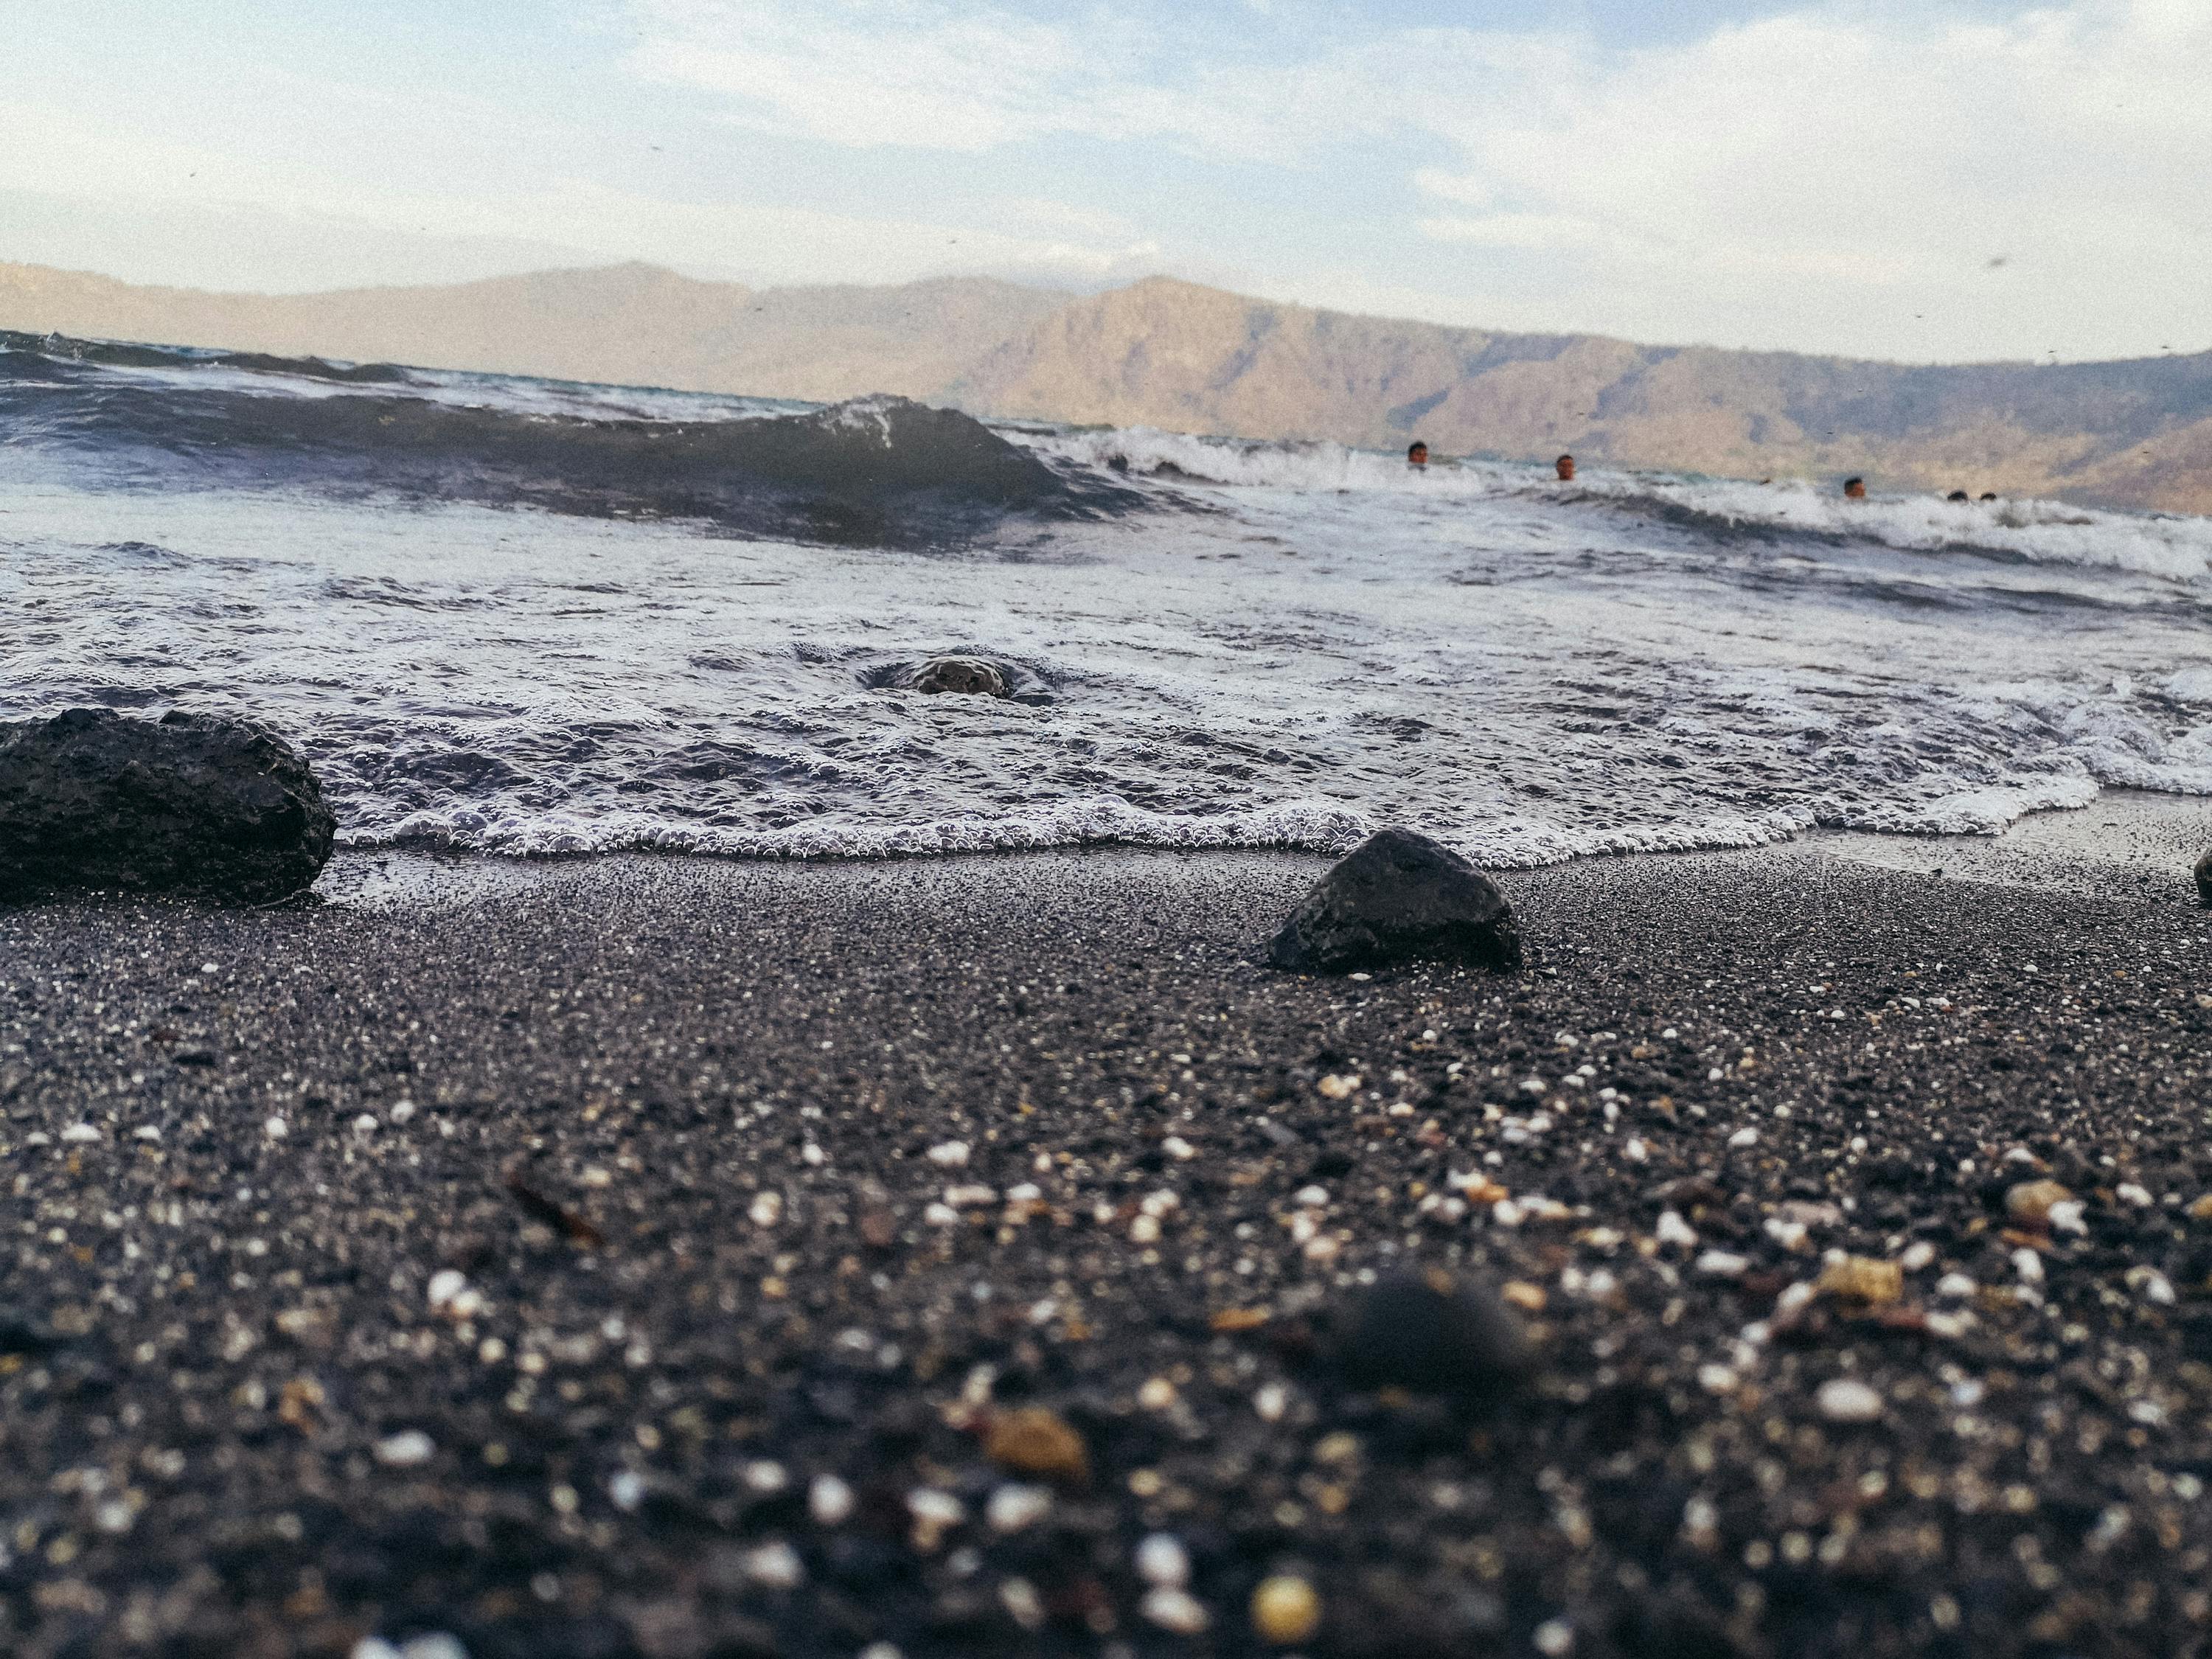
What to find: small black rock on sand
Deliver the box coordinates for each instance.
[5,842,2212,1659]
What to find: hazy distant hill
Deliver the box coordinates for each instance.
[0,261,1066,403]
[5,260,2208,513]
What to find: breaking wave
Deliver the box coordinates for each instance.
[4,333,2211,869]
[1032,425,2212,585]
[1,332,1135,547]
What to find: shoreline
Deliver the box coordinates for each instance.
[313,785,2212,910]
[4,826,2212,1657]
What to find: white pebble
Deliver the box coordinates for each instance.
[1141,1586,1210,1635]
[1816,1378,1884,1422]
[350,1644,403,1659]
[1624,1136,1648,1163]
[389,1100,417,1123]
[60,1123,101,1144]
[1899,1242,1936,1271]
[2012,1248,2045,1286]
[352,1114,379,1135]
[1135,1533,1191,1588]
[1534,1618,1576,1657]
[264,1116,289,1140]
[742,1540,804,1589]
[987,1484,1052,1533]
[809,1474,855,1526]
[400,1635,468,1659]
[131,1124,162,1142]
[1727,1127,1759,1149]
[743,1460,787,1494]
[1935,1272,1976,1299]
[749,1192,782,1226]
[374,1430,436,1467]
[1695,1251,1748,1278]
[2129,1267,2177,1305]
[925,1141,970,1168]
[908,1489,964,1523]
[609,1470,644,1512]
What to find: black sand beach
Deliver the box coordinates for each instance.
[6,824,2212,1658]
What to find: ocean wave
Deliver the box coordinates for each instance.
[1,337,1141,545]
[0,327,413,385]
[7,341,2211,874]
[1023,425,2212,585]
[1562,477,2212,584]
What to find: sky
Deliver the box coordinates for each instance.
[1,0,2207,363]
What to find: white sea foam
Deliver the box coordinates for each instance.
[5,342,2211,870]
[1025,426,2212,583]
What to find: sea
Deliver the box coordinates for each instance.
[5,330,2211,867]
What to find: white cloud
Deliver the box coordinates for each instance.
[0,91,1159,295]
[621,0,1383,160]
[1405,0,2212,356]
[2,0,2203,361]
[619,0,2212,358]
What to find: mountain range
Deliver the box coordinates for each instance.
[5,259,2208,513]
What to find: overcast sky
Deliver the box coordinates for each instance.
[2,0,2206,362]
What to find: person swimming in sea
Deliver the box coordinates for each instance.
[1407,441,1429,469]
[1555,454,1576,481]
[1844,476,1867,499]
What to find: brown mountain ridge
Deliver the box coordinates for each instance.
[5,260,2208,513]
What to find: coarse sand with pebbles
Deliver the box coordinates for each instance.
[4,833,2212,1658]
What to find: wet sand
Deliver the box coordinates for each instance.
[4,818,2212,1658]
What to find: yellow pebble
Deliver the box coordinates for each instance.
[1816,1256,1902,1305]
[2005,1180,2073,1226]
[1501,1280,1547,1312]
[1251,1575,1322,1646]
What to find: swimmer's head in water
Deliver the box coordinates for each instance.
[1407,442,1429,467]
[1980,492,1997,501]
[1844,476,1867,499]
[1947,490,1969,501]
[1555,454,1576,481]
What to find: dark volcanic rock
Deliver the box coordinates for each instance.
[2197,847,2211,907]
[1329,1270,1533,1401]
[1267,827,1521,973]
[0,707,333,902]
[908,656,1009,698]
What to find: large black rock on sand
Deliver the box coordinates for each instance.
[1269,827,1522,973]
[0,708,333,902]
[2197,846,2211,907]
